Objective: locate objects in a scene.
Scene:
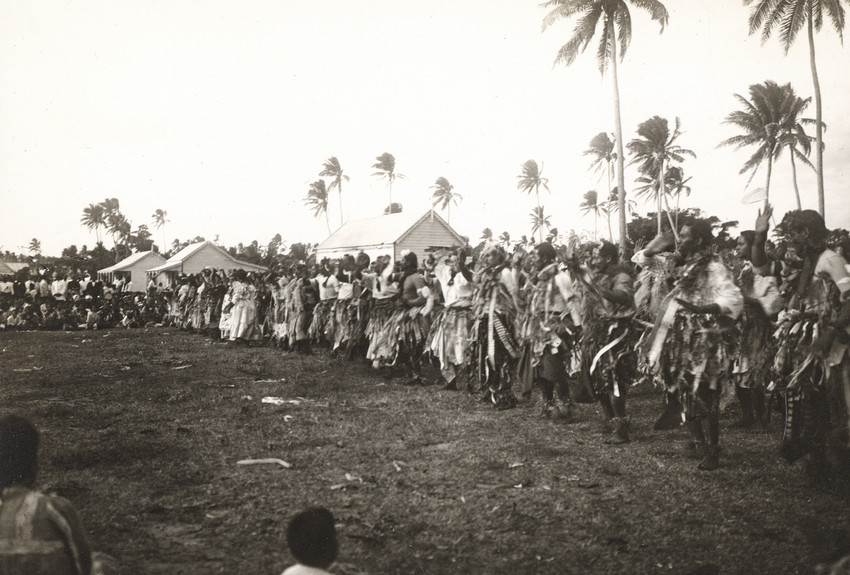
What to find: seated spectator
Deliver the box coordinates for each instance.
[0,415,116,575]
[85,306,101,330]
[282,507,339,575]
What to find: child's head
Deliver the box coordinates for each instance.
[286,507,338,568]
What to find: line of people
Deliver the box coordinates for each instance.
[0,271,170,331]
[37,206,849,481]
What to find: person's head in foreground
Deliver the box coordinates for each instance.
[0,414,39,490]
[286,507,338,570]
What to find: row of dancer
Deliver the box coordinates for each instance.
[172,206,849,479]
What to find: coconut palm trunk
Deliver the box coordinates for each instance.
[806,7,825,217]
[535,183,543,242]
[338,187,344,227]
[606,164,613,241]
[610,23,628,255]
[789,152,802,210]
[764,154,773,210]
[656,157,665,236]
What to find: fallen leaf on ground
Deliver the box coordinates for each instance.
[172,365,191,370]
[508,462,524,468]
[236,458,292,468]
[261,397,300,405]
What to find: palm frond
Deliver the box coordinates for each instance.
[780,0,809,52]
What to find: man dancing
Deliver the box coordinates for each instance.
[637,222,743,470]
[575,241,637,444]
[519,242,582,421]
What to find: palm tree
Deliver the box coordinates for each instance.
[151,209,169,253]
[100,198,120,221]
[372,153,405,214]
[517,160,550,242]
[319,157,349,228]
[112,214,132,261]
[104,211,131,263]
[579,190,607,239]
[542,0,669,257]
[634,165,692,232]
[745,0,846,217]
[28,238,41,257]
[499,231,512,249]
[665,165,693,231]
[430,177,462,224]
[529,206,552,239]
[606,187,637,221]
[80,203,106,244]
[719,81,814,210]
[627,116,695,237]
[304,180,331,235]
[777,90,816,210]
[584,132,616,241]
[480,227,494,241]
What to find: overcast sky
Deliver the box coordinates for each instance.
[1,0,848,257]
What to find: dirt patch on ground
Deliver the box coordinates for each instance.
[2,328,849,574]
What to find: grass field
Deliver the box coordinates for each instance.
[2,328,849,574]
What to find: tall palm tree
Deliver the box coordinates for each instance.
[665,165,693,231]
[100,198,120,221]
[584,132,616,241]
[481,227,494,241]
[80,203,106,245]
[372,153,405,214]
[28,238,41,257]
[112,214,132,261]
[319,157,349,228]
[517,160,550,242]
[151,209,169,253]
[627,116,695,237]
[745,0,846,217]
[579,190,607,239]
[634,165,692,232]
[542,0,669,256]
[777,90,816,210]
[719,81,814,210]
[529,206,552,240]
[304,179,331,235]
[430,177,462,224]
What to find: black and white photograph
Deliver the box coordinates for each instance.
[1,1,850,573]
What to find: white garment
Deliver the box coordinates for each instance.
[281,564,332,575]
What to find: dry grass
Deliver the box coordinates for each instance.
[2,328,849,574]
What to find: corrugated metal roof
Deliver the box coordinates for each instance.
[316,210,463,251]
[147,241,267,273]
[97,251,165,273]
[0,261,14,275]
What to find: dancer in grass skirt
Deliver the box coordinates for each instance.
[637,221,742,471]
[473,243,521,409]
